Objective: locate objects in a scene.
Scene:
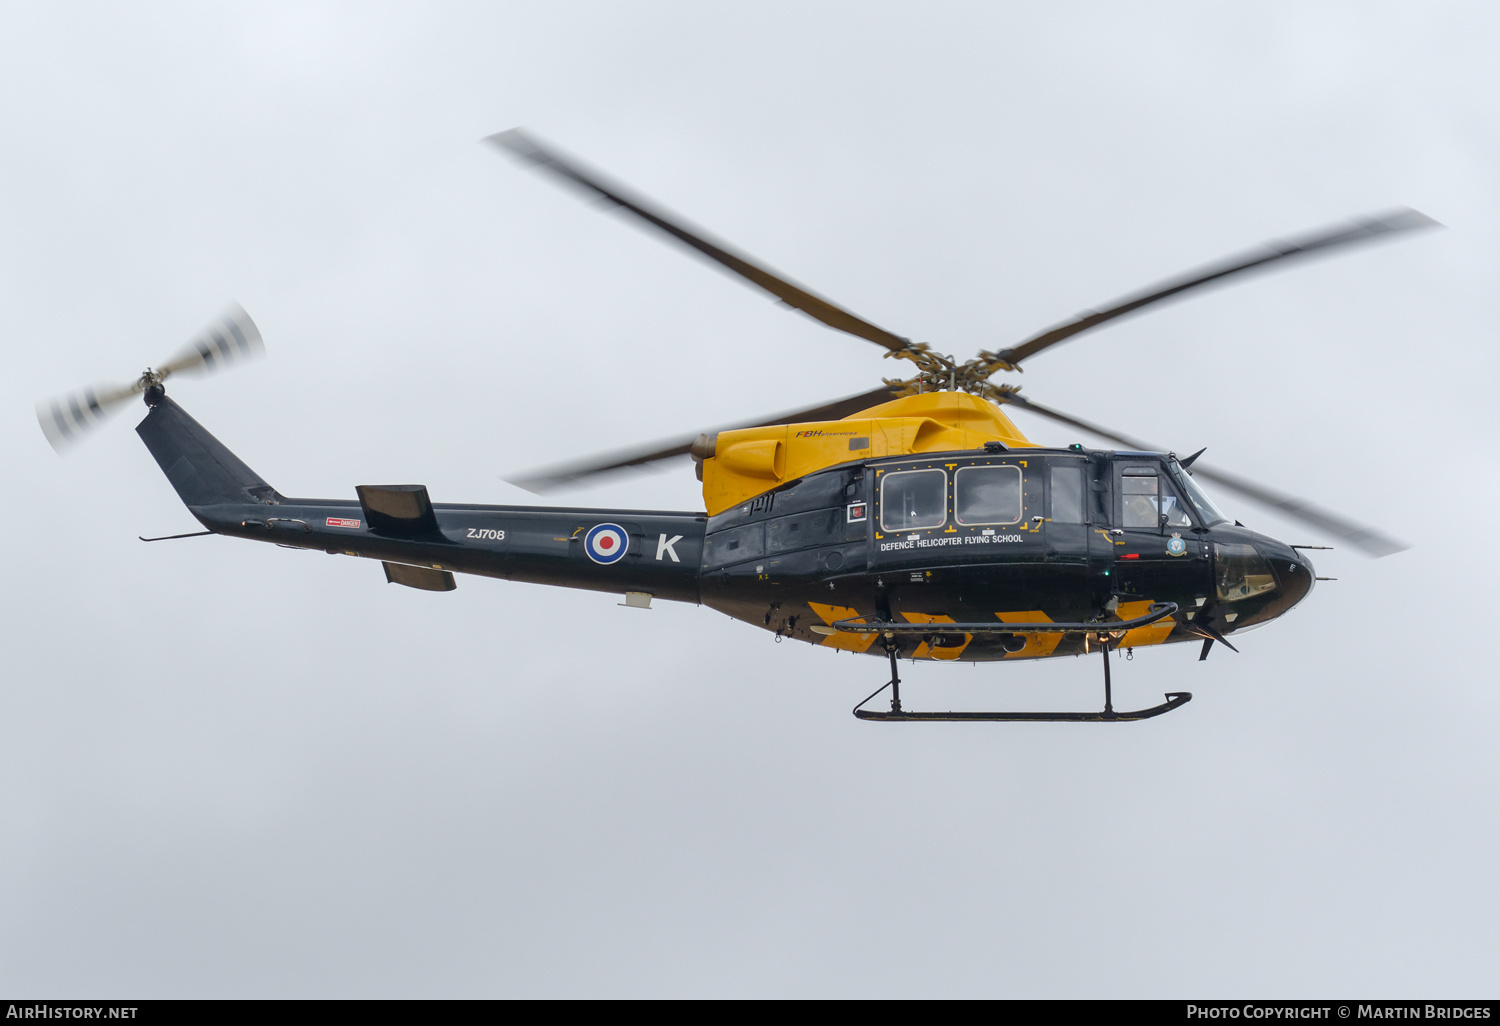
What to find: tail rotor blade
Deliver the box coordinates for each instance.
[35,381,141,452]
[37,304,264,454]
[157,304,264,379]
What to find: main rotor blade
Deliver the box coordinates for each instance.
[487,129,914,354]
[988,209,1439,370]
[1185,462,1407,558]
[507,384,902,493]
[1004,393,1407,557]
[1002,392,1154,451]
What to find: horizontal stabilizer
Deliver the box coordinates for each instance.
[357,484,440,537]
[382,562,456,592]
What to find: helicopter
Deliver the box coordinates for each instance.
[36,130,1436,723]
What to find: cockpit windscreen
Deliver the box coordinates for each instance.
[1168,461,1229,526]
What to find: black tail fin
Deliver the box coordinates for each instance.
[136,396,281,508]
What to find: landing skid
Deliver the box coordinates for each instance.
[853,690,1193,722]
[850,604,1192,723]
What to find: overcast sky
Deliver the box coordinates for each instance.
[2,2,1497,997]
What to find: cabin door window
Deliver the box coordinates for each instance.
[878,468,948,532]
[953,465,1023,526]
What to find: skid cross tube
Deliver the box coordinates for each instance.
[848,602,1191,722]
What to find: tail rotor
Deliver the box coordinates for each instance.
[36,304,263,452]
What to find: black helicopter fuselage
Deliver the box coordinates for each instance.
[138,395,1313,662]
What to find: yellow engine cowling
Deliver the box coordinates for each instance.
[717,438,785,479]
[699,391,1036,515]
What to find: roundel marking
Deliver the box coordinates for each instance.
[585,523,630,564]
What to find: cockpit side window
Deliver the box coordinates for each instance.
[1120,467,1161,528]
[1157,479,1193,528]
[1119,464,1193,529]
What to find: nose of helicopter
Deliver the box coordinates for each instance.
[1257,538,1316,620]
[1210,531,1316,634]
[1278,550,1315,609]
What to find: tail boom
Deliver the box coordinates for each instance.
[136,397,705,602]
